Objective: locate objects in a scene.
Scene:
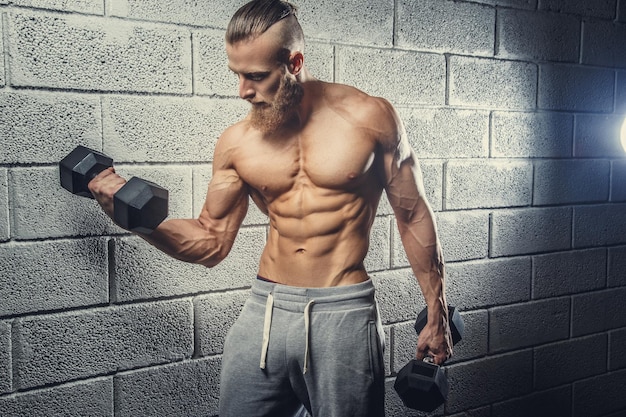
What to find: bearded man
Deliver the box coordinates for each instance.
[88,1,452,416]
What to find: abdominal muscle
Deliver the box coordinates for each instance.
[257,184,378,288]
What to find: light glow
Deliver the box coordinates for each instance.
[622,117,626,153]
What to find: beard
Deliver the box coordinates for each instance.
[249,74,304,134]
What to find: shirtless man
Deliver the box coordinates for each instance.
[88,1,452,415]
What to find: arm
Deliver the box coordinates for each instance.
[88,132,249,268]
[136,166,249,267]
[376,100,452,364]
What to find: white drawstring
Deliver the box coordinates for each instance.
[303,300,315,374]
[260,293,316,374]
[260,293,274,369]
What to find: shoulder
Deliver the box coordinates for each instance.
[213,119,255,170]
[217,119,250,148]
[321,83,412,161]
[321,83,401,143]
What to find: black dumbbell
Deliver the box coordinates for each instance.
[394,305,464,412]
[59,145,168,234]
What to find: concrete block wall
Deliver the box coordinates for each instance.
[0,0,625,416]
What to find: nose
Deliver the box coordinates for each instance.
[238,77,255,101]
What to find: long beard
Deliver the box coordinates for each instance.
[249,75,304,134]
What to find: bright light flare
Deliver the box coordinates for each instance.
[622,117,626,153]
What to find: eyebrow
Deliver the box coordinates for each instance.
[228,66,270,76]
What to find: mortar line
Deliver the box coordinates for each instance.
[392,0,398,47]
[112,373,118,417]
[608,159,614,202]
[488,111,494,159]
[487,212,493,259]
[494,7,500,57]
[613,70,618,114]
[571,114,577,158]
[578,18,584,65]
[6,168,14,245]
[190,166,195,217]
[9,320,15,394]
[569,205,575,251]
[2,12,10,87]
[3,165,11,242]
[332,45,338,83]
[389,326,395,374]
[99,96,105,151]
[605,246,610,290]
[192,298,201,359]
[529,255,535,300]
[107,238,117,304]
[534,61,540,111]
[388,215,394,270]
[190,31,196,96]
[530,156,536,207]
[444,54,450,106]
[568,296,574,340]
[441,160,448,211]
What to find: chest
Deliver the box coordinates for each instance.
[235,122,379,198]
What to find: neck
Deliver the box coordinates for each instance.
[291,68,318,128]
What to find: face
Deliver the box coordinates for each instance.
[226,30,304,134]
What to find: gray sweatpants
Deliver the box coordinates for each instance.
[219,278,386,417]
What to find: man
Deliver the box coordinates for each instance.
[88,0,452,415]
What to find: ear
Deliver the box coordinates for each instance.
[288,51,304,75]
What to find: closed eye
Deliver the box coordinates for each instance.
[227,65,271,82]
[245,72,269,81]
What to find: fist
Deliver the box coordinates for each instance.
[87,167,127,219]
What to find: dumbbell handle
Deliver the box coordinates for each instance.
[415,305,464,346]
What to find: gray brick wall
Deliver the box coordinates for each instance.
[0,0,625,416]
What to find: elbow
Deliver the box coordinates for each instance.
[201,260,219,268]
[199,252,227,268]
[175,237,232,268]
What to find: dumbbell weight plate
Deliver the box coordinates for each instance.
[394,359,449,412]
[114,177,168,234]
[59,146,113,198]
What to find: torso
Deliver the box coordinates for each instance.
[224,82,391,287]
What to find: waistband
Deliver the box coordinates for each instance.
[251,277,376,312]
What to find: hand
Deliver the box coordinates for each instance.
[87,167,127,220]
[415,315,453,365]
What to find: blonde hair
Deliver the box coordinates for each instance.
[226,0,304,54]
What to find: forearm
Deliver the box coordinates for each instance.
[137,217,236,267]
[397,204,447,317]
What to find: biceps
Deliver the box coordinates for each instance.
[204,169,248,220]
[386,159,441,262]
[195,169,249,240]
[384,150,429,222]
